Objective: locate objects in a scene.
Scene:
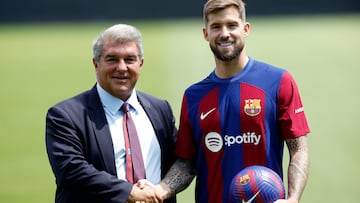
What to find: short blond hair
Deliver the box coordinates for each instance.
[203,0,246,25]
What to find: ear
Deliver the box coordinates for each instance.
[203,27,209,41]
[243,22,251,37]
[139,58,144,69]
[92,58,98,69]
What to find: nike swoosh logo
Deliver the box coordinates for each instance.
[200,108,216,120]
[242,191,260,203]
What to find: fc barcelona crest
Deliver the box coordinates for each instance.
[239,174,250,185]
[244,99,261,117]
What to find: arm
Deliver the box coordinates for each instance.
[46,105,133,202]
[279,136,309,203]
[154,158,196,200]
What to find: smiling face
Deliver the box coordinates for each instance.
[93,39,143,101]
[203,5,250,62]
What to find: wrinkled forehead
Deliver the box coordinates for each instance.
[101,40,139,56]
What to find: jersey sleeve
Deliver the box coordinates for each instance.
[175,94,197,160]
[278,72,310,139]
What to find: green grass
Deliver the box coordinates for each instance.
[0,13,359,202]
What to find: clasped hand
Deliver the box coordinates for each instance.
[127,179,166,203]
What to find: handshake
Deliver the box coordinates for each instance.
[127,179,170,203]
[127,159,196,202]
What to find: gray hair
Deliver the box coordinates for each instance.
[92,24,144,62]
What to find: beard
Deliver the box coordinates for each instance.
[210,42,244,62]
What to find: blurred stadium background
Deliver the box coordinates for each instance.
[0,0,359,202]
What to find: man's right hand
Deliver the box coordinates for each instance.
[127,180,161,203]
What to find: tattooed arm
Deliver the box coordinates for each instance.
[154,158,196,200]
[278,135,309,203]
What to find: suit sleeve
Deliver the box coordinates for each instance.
[45,104,132,203]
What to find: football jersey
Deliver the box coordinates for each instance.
[175,57,310,203]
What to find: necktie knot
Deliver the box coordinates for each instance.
[121,103,130,113]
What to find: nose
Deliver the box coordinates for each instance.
[116,59,128,71]
[220,26,231,39]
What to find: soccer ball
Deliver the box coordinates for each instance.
[228,165,286,203]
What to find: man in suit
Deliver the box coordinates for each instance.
[45,24,177,203]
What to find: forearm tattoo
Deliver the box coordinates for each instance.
[286,136,309,201]
[162,159,196,197]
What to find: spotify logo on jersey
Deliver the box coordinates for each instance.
[205,132,223,152]
[205,131,262,152]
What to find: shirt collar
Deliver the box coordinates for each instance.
[96,83,139,115]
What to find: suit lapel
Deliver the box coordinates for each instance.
[87,86,117,175]
[137,92,162,139]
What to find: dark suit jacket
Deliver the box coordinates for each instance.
[46,85,177,203]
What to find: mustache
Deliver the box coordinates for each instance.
[210,43,244,62]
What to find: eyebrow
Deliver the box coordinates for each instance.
[104,53,138,58]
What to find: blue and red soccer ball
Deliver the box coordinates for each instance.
[229,165,286,203]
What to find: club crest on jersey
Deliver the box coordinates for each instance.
[244,99,261,117]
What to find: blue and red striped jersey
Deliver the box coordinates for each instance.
[175,58,310,203]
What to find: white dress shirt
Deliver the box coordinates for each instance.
[96,84,161,184]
